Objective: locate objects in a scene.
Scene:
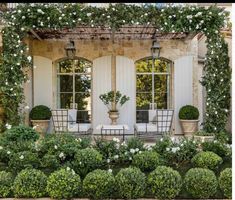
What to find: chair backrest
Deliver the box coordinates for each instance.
[156,109,174,133]
[51,109,68,133]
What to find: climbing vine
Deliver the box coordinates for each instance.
[0,3,231,132]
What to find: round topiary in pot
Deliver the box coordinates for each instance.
[191,151,223,170]
[13,168,47,198]
[46,168,81,199]
[132,151,161,172]
[219,168,232,199]
[179,105,199,137]
[72,148,103,178]
[115,167,146,199]
[184,168,217,199]
[148,166,182,199]
[29,105,52,135]
[0,171,14,198]
[83,169,115,199]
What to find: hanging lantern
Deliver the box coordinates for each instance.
[151,39,161,59]
[65,39,76,58]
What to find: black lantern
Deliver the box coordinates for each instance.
[65,39,76,58]
[151,39,161,59]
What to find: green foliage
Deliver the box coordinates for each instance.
[219,168,232,198]
[13,169,47,198]
[8,151,40,172]
[179,105,199,120]
[201,140,232,161]
[46,168,81,199]
[132,151,161,172]
[194,130,214,136]
[0,171,14,198]
[83,169,115,199]
[41,153,60,171]
[72,148,103,177]
[3,125,39,142]
[191,151,223,170]
[184,168,217,198]
[29,105,51,120]
[126,137,145,151]
[148,166,182,199]
[115,167,146,199]
[99,90,130,111]
[214,130,232,143]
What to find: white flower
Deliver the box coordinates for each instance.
[115,144,120,149]
[54,145,58,150]
[5,123,12,129]
[171,147,179,153]
[22,16,25,19]
[130,148,135,154]
[164,22,167,25]
[166,148,170,151]
[135,148,139,152]
[18,10,21,13]
[108,169,112,173]
[71,169,75,175]
[129,157,132,160]
[209,12,212,15]
[187,15,193,19]
[87,13,91,17]
[160,138,163,141]
[27,56,32,62]
[59,17,62,20]
[121,141,126,146]
[7,151,11,154]
[0,146,3,150]
[107,159,110,163]
[139,151,142,154]
[19,155,24,159]
[66,167,70,171]
[79,161,82,165]
[124,152,128,155]
[171,137,175,142]
[24,105,30,110]
[114,155,119,159]
[107,15,110,18]
[59,152,65,159]
[112,137,120,143]
[21,27,25,31]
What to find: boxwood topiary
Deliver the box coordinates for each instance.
[72,148,103,178]
[132,151,161,172]
[148,166,182,199]
[115,167,146,199]
[41,153,60,171]
[29,105,52,120]
[13,168,47,198]
[184,168,217,198]
[179,105,199,120]
[46,168,81,199]
[83,169,115,199]
[219,168,232,199]
[191,151,223,170]
[0,171,14,197]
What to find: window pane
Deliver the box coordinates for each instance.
[58,75,73,92]
[59,93,73,109]
[136,74,152,92]
[136,59,152,73]
[136,93,152,110]
[58,59,73,73]
[74,59,92,73]
[77,110,91,123]
[75,93,91,111]
[75,75,91,93]
[154,75,168,109]
[136,110,148,123]
[153,59,168,73]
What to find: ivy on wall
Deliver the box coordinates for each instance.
[0,3,231,132]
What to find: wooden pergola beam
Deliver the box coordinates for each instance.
[30,29,42,41]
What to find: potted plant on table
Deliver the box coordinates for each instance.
[99,90,130,125]
[179,105,199,137]
[29,105,52,136]
[193,130,215,143]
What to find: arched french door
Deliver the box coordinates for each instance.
[56,58,92,123]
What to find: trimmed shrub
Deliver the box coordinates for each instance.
[191,151,223,170]
[41,154,60,170]
[184,168,217,198]
[126,137,145,151]
[219,168,232,198]
[72,148,103,177]
[148,166,182,199]
[46,168,81,199]
[115,167,146,199]
[83,169,115,199]
[179,105,199,120]
[0,171,14,197]
[13,169,47,198]
[3,125,39,142]
[132,151,160,172]
[8,151,40,172]
[29,105,51,120]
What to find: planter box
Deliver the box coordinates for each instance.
[193,135,215,142]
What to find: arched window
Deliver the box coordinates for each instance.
[136,57,172,123]
[57,58,92,123]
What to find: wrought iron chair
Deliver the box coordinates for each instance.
[51,109,92,136]
[134,109,174,140]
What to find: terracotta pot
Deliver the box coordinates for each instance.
[31,120,50,137]
[108,110,119,125]
[179,119,199,137]
[193,135,215,143]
